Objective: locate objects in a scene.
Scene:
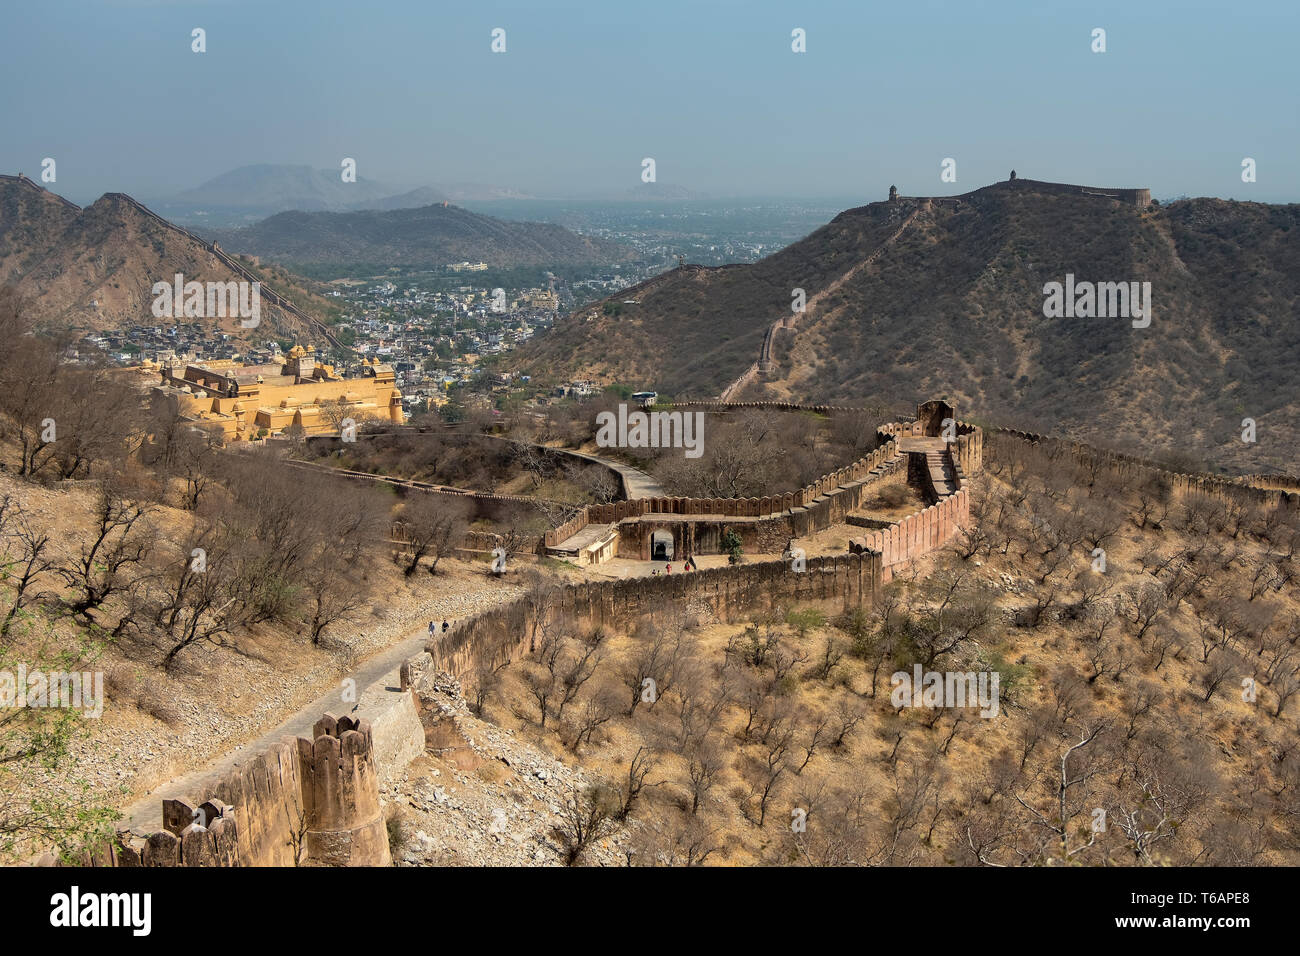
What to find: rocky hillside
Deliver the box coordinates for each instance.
[0,174,343,346]
[512,180,1300,474]
[207,202,634,273]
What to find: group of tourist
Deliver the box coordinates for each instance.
[651,556,697,576]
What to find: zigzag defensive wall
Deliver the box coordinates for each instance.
[57,400,1298,867]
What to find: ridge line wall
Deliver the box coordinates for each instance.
[102,191,342,349]
[990,427,1298,512]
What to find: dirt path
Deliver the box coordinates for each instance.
[561,447,666,498]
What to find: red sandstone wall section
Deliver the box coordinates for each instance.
[952,422,983,478]
[209,737,304,866]
[60,719,390,868]
[856,487,971,582]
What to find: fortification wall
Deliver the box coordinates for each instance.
[2,172,82,211]
[612,450,907,559]
[852,489,971,582]
[299,714,391,867]
[102,192,344,348]
[55,714,392,868]
[674,400,899,417]
[428,551,886,689]
[1003,178,1151,207]
[286,459,561,529]
[952,423,983,478]
[989,427,1298,513]
[313,431,632,503]
[207,737,304,866]
[722,206,921,396]
[426,408,985,691]
[719,361,761,401]
[545,435,907,551]
[435,491,975,691]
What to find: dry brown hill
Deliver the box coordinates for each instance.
[207,202,634,274]
[510,179,1300,474]
[0,174,343,347]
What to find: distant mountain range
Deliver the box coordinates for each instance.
[0,174,342,347]
[148,164,535,228]
[509,178,1300,474]
[205,202,634,272]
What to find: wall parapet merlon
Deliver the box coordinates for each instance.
[47,713,390,868]
[544,436,908,548]
[853,486,970,577]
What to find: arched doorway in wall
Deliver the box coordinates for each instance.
[650,530,674,561]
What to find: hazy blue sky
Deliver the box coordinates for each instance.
[3,0,1297,203]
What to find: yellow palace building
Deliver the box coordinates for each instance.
[150,344,404,441]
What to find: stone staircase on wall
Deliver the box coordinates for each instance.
[897,435,961,503]
[925,448,959,497]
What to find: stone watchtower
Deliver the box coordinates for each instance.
[298,713,391,866]
[43,710,393,867]
[917,398,956,437]
[889,185,898,202]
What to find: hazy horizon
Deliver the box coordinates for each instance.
[3,0,1298,205]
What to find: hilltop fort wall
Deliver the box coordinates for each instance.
[1001,177,1151,208]
[51,399,1299,867]
[100,191,345,349]
[546,436,903,544]
[894,176,1152,209]
[420,403,1299,703]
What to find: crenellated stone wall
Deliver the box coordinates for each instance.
[427,552,887,691]
[425,403,993,695]
[49,714,392,868]
[545,430,915,554]
[850,488,971,582]
[988,427,1298,513]
[298,714,391,867]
